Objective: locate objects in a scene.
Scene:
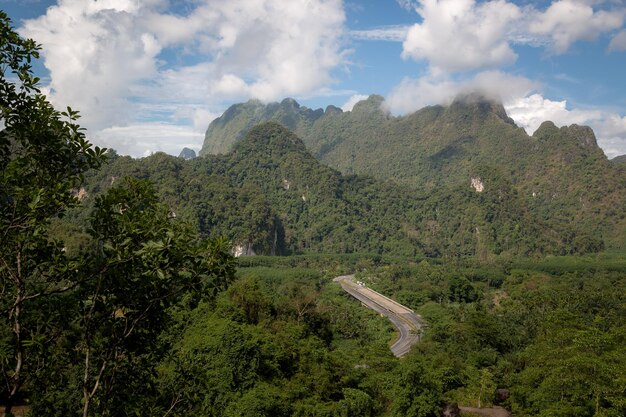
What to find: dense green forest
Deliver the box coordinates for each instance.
[1,11,625,417]
[201,96,626,250]
[69,122,608,260]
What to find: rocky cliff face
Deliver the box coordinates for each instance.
[200,98,334,155]
[178,147,197,160]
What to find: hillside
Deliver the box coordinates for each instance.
[199,94,526,185]
[67,122,606,259]
[612,154,626,165]
[199,98,331,155]
[200,95,626,249]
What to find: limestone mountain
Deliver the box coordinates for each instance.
[178,147,197,160]
[72,122,606,258]
[612,154,626,165]
[200,94,626,249]
[200,98,332,155]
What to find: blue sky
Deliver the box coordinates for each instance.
[2,0,626,158]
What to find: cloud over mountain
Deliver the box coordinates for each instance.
[14,0,626,158]
[387,0,626,157]
[20,0,348,156]
[401,0,521,72]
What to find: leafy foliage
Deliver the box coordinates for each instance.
[2,11,624,417]
[72,122,604,259]
[0,11,105,413]
[358,258,626,417]
[200,95,626,250]
[0,16,235,416]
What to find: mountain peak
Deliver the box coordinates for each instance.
[178,147,197,160]
[351,94,385,113]
[560,124,598,149]
[201,97,325,155]
[534,121,600,150]
[533,121,559,138]
[233,122,307,155]
[449,92,516,125]
[612,154,626,164]
[280,97,300,109]
[325,104,343,115]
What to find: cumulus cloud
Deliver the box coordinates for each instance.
[20,0,348,157]
[528,0,625,54]
[505,94,626,158]
[341,94,370,111]
[384,70,538,115]
[394,0,625,72]
[92,123,204,157]
[401,0,521,72]
[505,94,603,135]
[21,0,162,130]
[608,29,626,52]
[156,0,349,101]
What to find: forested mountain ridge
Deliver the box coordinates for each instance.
[612,154,626,165]
[72,122,610,258]
[199,97,333,155]
[4,13,625,417]
[80,123,419,256]
[200,95,626,249]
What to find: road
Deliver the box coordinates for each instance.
[333,275,425,357]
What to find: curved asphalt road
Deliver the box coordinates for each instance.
[334,274,425,357]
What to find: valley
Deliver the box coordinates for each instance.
[2,29,625,414]
[2,5,626,417]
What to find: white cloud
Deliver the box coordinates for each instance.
[21,0,162,130]
[171,105,220,132]
[401,0,522,72]
[394,0,626,72]
[92,123,203,157]
[469,71,539,101]
[341,94,370,111]
[144,0,348,101]
[505,94,603,135]
[350,25,411,41]
[190,109,220,133]
[608,29,626,52]
[593,114,626,158]
[384,70,538,115]
[505,94,626,158]
[384,76,457,115]
[19,0,348,156]
[529,0,625,54]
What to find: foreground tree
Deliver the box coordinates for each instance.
[77,178,235,417]
[0,11,105,413]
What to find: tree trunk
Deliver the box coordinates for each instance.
[82,347,91,417]
[5,251,24,416]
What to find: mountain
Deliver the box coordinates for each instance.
[178,147,197,160]
[199,98,330,155]
[612,154,626,165]
[71,122,608,258]
[200,95,626,249]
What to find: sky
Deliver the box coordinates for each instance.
[2,0,626,159]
